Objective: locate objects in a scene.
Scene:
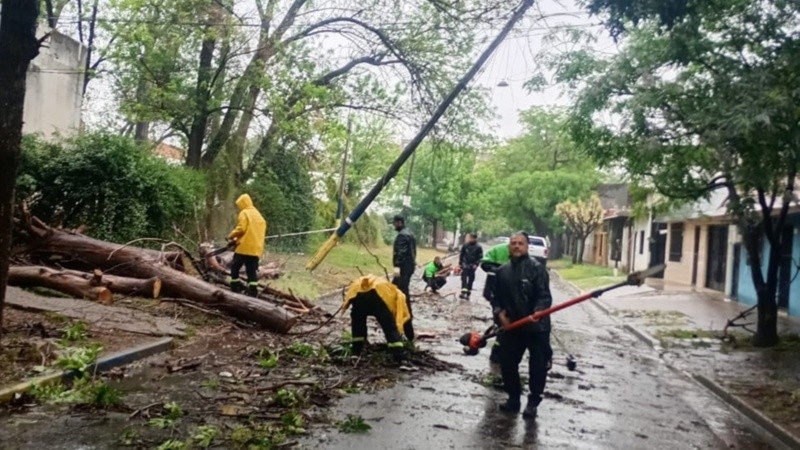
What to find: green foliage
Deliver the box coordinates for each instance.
[230,424,287,449]
[148,401,184,429]
[29,378,123,407]
[462,107,601,239]
[286,342,316,358]
[258,348,279,370]
[556,0,800,343]
[156,440,186,450]
[18,133,204,243]
[60,322,89,343]
[248,147,314,252]
[55,344,103,374]
[273,389,301,408]
[192,425,220,449]
[281,412,306,435]
[337,415,371,433]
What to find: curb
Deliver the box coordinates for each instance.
[0,337,174,404]
[553,271,663,350]
[562,268,800,449]
[692,374,800,450]
[621,324,662,351]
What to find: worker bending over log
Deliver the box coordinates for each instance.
[343,275,411,363]
[227,194,267,297]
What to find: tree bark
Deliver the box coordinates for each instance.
[61,268,161,298]
[0,0,42,338]
[25,221,297,332]
[8,266,114,305]
[186,15,218,168]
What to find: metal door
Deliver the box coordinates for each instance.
[706,225,729,292]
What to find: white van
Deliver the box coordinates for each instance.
[527,235,550,265]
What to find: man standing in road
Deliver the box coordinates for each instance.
[392,215,416,341]
[458,233,483,300]
[491,232,553,419]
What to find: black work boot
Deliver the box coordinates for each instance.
[230,280,244,294]
[499,397,520,413]
[522,402,538,419]
[489,343,502,365]
[247,284,259,298]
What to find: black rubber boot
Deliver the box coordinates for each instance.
[522,402,538,419]
[499,398,520,413]
[230,280,244,294]
[247,284,259,297]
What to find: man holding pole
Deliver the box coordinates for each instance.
[491,232,552,419]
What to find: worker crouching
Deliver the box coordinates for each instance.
[422,256,448,294]
[343,275,411,363]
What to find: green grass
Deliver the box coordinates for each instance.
[554,259,626,290]
[265,242,446,299]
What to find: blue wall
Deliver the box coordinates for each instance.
[736,214,800,317]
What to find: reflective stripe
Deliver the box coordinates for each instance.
[349,337,366,342]
[387,341,405,348]
[248,282,259,286]
[230,279,242,284]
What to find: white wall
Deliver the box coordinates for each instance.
[23,30,85,138]
[629,215,652,273]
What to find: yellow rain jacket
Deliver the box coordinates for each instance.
[227,194,267,257]
[343,275,411,334]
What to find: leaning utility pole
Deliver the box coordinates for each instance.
[306,0,535,270]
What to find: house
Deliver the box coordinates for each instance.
[732,209,800,317]
[584,184,633,272]
[154,142,184,165]
[23,29,85,138]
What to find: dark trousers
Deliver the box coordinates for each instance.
[393,264,415,341]
[231,254,259,296]
[423,275,446,292]
[499,330,552,406]
[460,266,476,292]
[350,291,405,359]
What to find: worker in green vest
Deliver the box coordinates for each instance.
[422,256,448,294]
[480,237,518,365]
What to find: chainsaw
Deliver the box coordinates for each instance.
[458,264,666,358]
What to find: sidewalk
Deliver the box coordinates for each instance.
[589,280,800,448]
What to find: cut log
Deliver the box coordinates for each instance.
[25,221,297,332]
[8,266,114,305]
[62,269,162,298]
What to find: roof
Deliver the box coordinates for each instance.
[154,142,184,163]
[596,183,630,219]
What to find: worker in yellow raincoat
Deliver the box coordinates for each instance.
[343,275,411,362]
[227,193,267,297]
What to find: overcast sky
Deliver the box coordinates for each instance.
[472,0,616,139]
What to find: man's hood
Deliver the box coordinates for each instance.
[235,194,254,210]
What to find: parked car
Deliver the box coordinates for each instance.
[527,235,549,265]
[497,236,510,244]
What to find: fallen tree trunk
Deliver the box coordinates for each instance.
[61,269,162,298]
[8,266,114,305]
[25,221,297,332]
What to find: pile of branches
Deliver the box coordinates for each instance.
[9,215,322,333]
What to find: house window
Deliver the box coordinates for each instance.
[639,231,645,255]
[669,223,684,262]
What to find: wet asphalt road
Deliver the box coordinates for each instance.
[299,266,782,450]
